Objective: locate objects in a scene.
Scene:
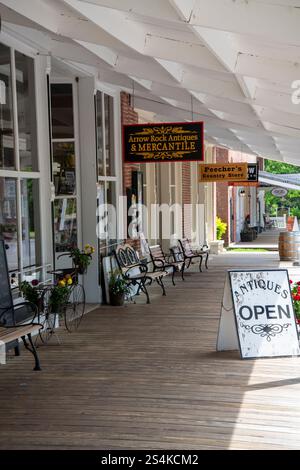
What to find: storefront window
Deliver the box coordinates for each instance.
[53,142,76,195]
[54,198,77,253]
[0,177,18,270]
[0,44,15,170]
[21,179,40,268]
[51,84,74,139]
[15,51,38,171]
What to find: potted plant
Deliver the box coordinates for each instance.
[70,244,95,274]
[20,279,43,310]
[290,279,300,327]
[48,276,73,313]
[109,270,130,306]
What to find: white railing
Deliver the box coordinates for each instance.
[269,216,286,229]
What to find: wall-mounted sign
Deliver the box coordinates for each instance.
[217,269,300,359]
[199,162,248,182]
[271,188,288,197]
[123,122,204,163]
[229,163,259,186]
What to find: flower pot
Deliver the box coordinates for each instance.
[76,265,87,275]
[109,291,125,306]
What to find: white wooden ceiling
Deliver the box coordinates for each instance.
[2,0,300,163]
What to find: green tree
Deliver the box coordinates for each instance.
[264,160,300,174]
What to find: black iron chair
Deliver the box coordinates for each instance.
[114,244,169,304]
[149,244,185,285]
[178,238,210,272]
[0,240,42,370]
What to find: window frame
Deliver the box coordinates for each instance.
[0,41,41,278]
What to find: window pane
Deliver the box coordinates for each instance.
[51,84,74,139]
[0,177,18,270]
[104,94,115,176]
[0,44,15,170]
[15,51,38,171]
[54,198,77,252]
[97,182,106,254]
[21,179,40,268]
[53,142,76,196]
[107,181,116,249]
[95,91,104,176]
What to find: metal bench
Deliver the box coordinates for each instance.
[178,238,210,272]
[114,244,169,304]
[149,244,185,285]
[0,241,42,370]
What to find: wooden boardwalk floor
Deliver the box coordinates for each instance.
[1,252,300,450]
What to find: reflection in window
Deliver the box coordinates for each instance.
[0,177,18,270]
[104,94,115,176]
[107,181,117,249]
[21,179,40,268]
[54,198,77,252]
[95,91,104,176]
[53,142,76,195]
[51,84,74,139]
[0,44,15,170]
[15,51,38,171]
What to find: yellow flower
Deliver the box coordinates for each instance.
[67,278,73,285]
[84,244,94,255]
[65,274,72,280]
[58,280,66,287]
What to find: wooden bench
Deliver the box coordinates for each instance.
[149,244,185,285]
[114,244,169,304]
[178,238,210,272]
[0,240,42,370]
[0,322,42,370]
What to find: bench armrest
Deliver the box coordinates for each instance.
[14,301,39,324]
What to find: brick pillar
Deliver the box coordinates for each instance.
[215,147,230,246]
[121,92,140,192]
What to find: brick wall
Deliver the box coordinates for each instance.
[215,147,230,245]
[121,92,140,192]
[182,162,192,238]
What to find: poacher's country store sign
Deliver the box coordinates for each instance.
[217,269,300,359]
[199,162,248,182]
[123,122,204,163]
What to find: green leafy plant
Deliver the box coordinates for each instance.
[70,244,94,274]
[48,277,72,312]
[20,280,41,307]
[216,216,227,240]
[290,279,300,324]
[109,270,130,296]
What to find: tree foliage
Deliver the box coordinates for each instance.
[264,160,300,218]
[264,159,300,174]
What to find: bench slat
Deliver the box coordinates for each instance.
[0,325,41,344]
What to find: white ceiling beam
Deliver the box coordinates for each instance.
[143,34,224,72]
[77,0,181,22]
[188,0,300,46]
[168,0,196,22]
[63,0,146,53]
[254,106,300,130]
[254,88,300,116]
[235,53,300,84]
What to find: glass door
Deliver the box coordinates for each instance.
[49,82,79,270]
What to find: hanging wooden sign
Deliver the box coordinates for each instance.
[229,163,259,186]
[199,162,248,182]
[123,121,204,163]
[217,269,300,359]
